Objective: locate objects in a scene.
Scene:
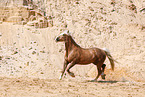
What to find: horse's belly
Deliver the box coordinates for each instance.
[67,55,95,64]
[77,57,96,64]
[77,61,93,65]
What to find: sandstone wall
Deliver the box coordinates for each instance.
[0,0,145,82]
[0,0,52,28]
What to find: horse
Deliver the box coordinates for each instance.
[55,30,115,82]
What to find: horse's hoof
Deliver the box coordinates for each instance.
[59,76,62,80]
[69,72,75,77]
[101,74,106,80]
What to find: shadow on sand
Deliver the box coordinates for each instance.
[85,80,119,83]
[97,80,118,83]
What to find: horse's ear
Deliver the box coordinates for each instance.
[63,30,72,35]
[67,30,72,35]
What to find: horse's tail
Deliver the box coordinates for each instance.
[102,48,115,71]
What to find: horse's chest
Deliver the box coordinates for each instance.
[66,50,78,62]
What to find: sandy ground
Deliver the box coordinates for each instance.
[0,77,145,97]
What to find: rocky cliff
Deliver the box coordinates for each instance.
[0,0,145,82]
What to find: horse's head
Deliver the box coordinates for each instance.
[55,30,71,42]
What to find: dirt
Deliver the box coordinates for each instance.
[0,0,145,96]
[0,77,145,97]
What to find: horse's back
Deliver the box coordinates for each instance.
[77,47,106,64]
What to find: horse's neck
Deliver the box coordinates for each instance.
[65,36,80,56]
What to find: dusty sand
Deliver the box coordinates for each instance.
[0,21,144,97]
[0,77,145,97]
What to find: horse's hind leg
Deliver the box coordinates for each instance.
[101,64,106,79]
[91,63,103,82]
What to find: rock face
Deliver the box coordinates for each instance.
[0,0,52,28]
[0,0,145,83]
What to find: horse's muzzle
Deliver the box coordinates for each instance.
[55,37,59,42]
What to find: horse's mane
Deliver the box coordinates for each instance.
[68,35,80,47]
[60,30,80,47]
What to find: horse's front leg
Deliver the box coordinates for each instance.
[59,60,69,80]
[66,61,76,77]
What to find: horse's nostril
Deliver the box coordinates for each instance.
[56,37,59,41]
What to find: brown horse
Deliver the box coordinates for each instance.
[55,30,115,81]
